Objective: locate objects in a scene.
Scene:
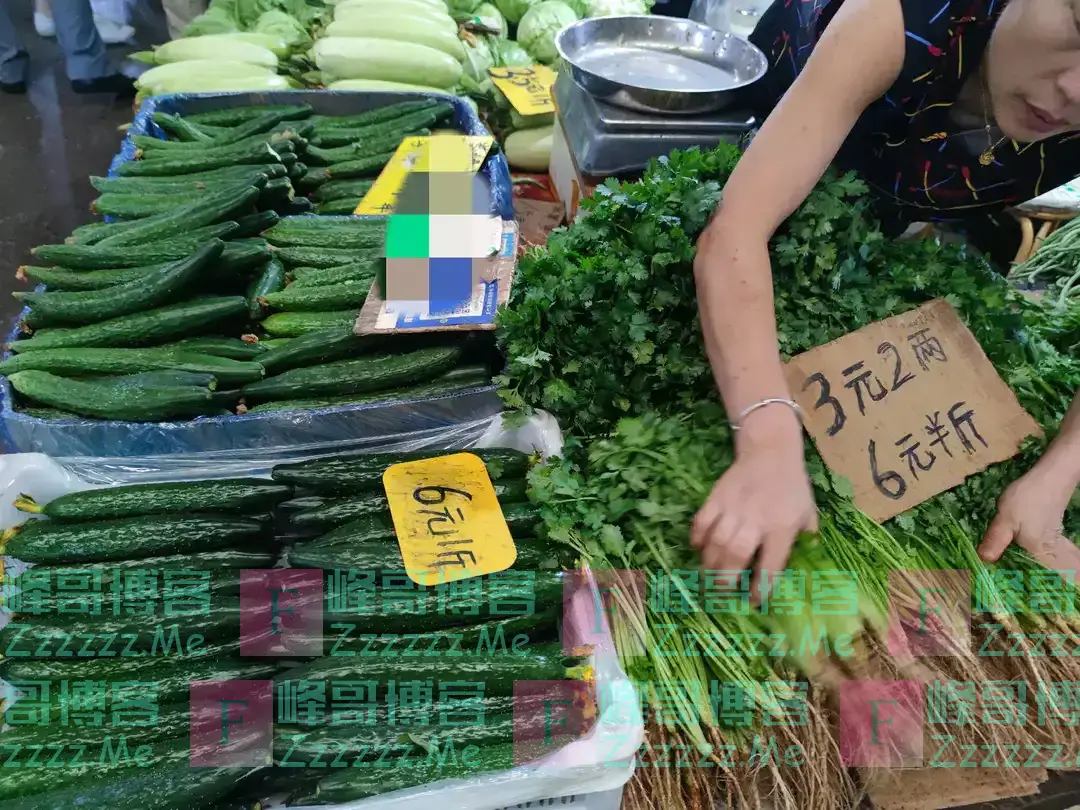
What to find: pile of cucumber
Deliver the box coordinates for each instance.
[7,98,495,422]
[0,477,295,810]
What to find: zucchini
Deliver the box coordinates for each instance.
[11,548,277,587]
[243,372,489,413]
[262,216,385,250]
[7,371,217,422]
[88,164,285,194]
[31,223,240,270]
[9,297,247,352]
[308,101,438,131]
[260,278,370,312]
[246,258,287,320]
[15,478,291,521]
[95,185,261,248]
[260,310,357,337]
[284,478,528,531]
[185,103,314,127]
[1,513,267,563]
[16,240,224,328]
[234,209,280,238]
[154,336,267,360]
[0,348,264,387]
[240,344,463,402]
[254,327,370,375]
[271,447,529,493]
[117,141,283,177]
[289,260,380,288]
[312,178,375,203]
[325,150,396,179]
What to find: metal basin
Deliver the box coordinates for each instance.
[554,15,767,115]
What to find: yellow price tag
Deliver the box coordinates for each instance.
[355,134,496,215]
[383,453,517,586]
[488,65,556,117]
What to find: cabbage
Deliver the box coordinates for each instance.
[488,36,531,67]
[473,2,507,36]
[584,0,648,15]
[183,8,239,36]
[517,1,576,63]
[461,36,495,83]
[448,0,483,12]
[563,0,587,16]
[253,10,310,49]
[494,0,540,24]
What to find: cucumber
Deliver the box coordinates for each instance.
[289,260,380,288]
[273,725,401,767]
[312,178,375,203]
[154,336,267,359]
[295,166,330,191]
[260,278,370,312]
[325,150,396,179]
[186,103,314,127]
[260,310,357,337]
[7,371,216,422]
[0,699,192,752]
[15,478,291,521]
[240,344,463,402]
[17,263,166,292]
[152,110,215,141]
[257,337,292,350]
[273,198,314,216]
[310,107,447,148]
[308,101,438,131]
[95,185,261,248]
[0,347,262,385]
[262,216,385,250]
[117,141,283,177]
[90,179,265,219]
[314,200,366,215]
[285,478,528,531]
[11,548,277,588]
[310,124,432,154]
[16,240,224,328]
[1,513,267,563]
[271,447,529,493]
[65,219,125,245]
[246,258,287,320]
[234,209,280,238]
[9,297,247,352]
[89,164,285,194]
[219,240,274,275]
[16,407,80,420]
[31,223,240,270]
[243,372,489,413]
[254,327,370,375]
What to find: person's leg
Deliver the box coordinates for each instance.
[0,2,30,92]
[49,0,110,81]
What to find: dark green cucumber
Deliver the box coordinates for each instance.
[241,344,462,402]
[65,218,127,245]
[91,192,212,219]
[0,700,192,753]
[96,186,261,248]
[7,371,216,422]
[243,372,489,414]
[271,446,529,493]
[31,223,240,270]
[1,512,266,563]
[311,109,445,147]
[11,548,277,588]
[234,209,280,238]
[273,725,402,767]
[274,198,314,216]
[288,260,380,289]
[313,178,375,203]
[295,166,330,192]
[246,258,287,320]
[285,478,528,531]
[88,164,284,194]
[7,572,242,617]
[314,199,366,215]
[303,126,429,166]
[263,216,384,250]
[15,478,291,521]
[272,246,378,268]
[186,103,314,127]
[254,327,370,375]
[325,150,396,179]
[152,110,215,141]
[17,240,224,328]
[9,297,247,353]
[219,240,274,275]
[308,102,437,131]
[0,348,264,386]
[260,310,357,337]
[260,278,370,312]
[154,336,267,360]
[16,407,80,419]
[117,141,283,177]
[17,263,166,291]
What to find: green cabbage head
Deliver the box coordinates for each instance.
[183,7,239,36]
[517,0,577,63]
[563,0,588,16]
[489,36,532,67]
[448,0,484,14]
[494,0,541,24]
[474,2,508,36]
[584,0,649,15]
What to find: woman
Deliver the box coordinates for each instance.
[691,0,1080,590]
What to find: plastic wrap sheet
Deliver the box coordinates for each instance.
[0,90,514,468]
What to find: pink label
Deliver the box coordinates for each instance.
[512,680,596,765]
[838,679,924,768]
[189,680,273,767]
[240,569,323,657]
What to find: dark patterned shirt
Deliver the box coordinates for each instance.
[742,0,1080,224]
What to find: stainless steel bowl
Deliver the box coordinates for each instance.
[554,15,767,116]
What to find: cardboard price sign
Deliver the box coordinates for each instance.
[382,453,517,586]
[784,299,1041,522]
[488,65,556,116]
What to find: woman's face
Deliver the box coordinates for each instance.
[987,0,1080,142]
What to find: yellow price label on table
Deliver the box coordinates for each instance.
[488,65,557,117]
[383,453,517,586]
[355,134,495,215]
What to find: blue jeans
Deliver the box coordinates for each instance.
[0,0,111,83]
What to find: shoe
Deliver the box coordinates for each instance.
[71,73,135,96]
[93,15,135,45]
[0,80,27,95]
[33,11,56,38]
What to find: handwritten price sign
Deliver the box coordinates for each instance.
[488,65,556,117]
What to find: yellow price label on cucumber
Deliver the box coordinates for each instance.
[383,453,517,586]
[488,65,556,117]
[355,134,495,215]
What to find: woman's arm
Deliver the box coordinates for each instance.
[690,0,907,587]
[980,392,1080,569]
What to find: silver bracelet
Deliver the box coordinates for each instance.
[731,398,804,432]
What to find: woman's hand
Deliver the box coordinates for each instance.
[690,407,818,598]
